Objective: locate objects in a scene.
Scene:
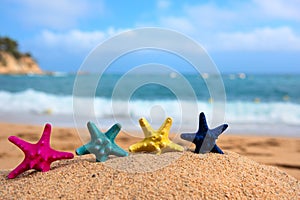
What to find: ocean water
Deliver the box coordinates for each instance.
[0,73,299,137]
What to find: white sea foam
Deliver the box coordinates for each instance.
[0,89,300,136]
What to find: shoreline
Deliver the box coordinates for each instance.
[1,112,300,137]
[0,122,299,180]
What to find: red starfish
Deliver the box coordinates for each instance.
[7,123,74,179]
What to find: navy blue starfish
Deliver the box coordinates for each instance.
[76,122,128,162]
[180,112,228,154]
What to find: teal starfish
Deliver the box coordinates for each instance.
[75,122,128,162]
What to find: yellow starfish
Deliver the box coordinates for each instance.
[129,117,184,154]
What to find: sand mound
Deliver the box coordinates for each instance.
[1,151,299,199]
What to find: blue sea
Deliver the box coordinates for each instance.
[0,73,299,137]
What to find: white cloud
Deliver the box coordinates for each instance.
[156,1,300,51]
[17,0,104,30]
[216,27,300,51]
[184,3,236,30]
[157,0,171,10]
[19,0,300,55]
[160,17,195,34]
[40,30,105,53]
[35,28,128,54]
[254,0,300,21]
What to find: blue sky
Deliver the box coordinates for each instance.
[1,0,300,73]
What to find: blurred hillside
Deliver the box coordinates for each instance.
[0,37,43,74]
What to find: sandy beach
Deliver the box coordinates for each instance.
[1,122,299,199]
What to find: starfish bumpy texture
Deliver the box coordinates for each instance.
[180,112,228,154]
[7,123,74,179]
[75,122,128,162]
[129,117,184,154]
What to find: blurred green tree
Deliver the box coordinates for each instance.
[0,36,23,59]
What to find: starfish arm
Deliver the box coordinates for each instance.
[96,154,108,162]
[140,126,153,138]
[139,118,154,137]
[49,149,74,161]
[110,144,128,157]
[29,159,40,169]
[211,145,224,154]
[194,144,201,153]
[87,121,101,140]
[198,135,217,154]
[76,143,93,155]
[155,148,162,155]
[167,142,184,152]
[158,117,172,133]
[129,141,158,153]
[211,124,228,138]
[38,123,52,146]
[39,162,51,172]
[8,136,32,152]
[198,112,208,134]
[7,159,30,179]
[180,133,196,142]
[105,123,121,142]
[128,141,144,153]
